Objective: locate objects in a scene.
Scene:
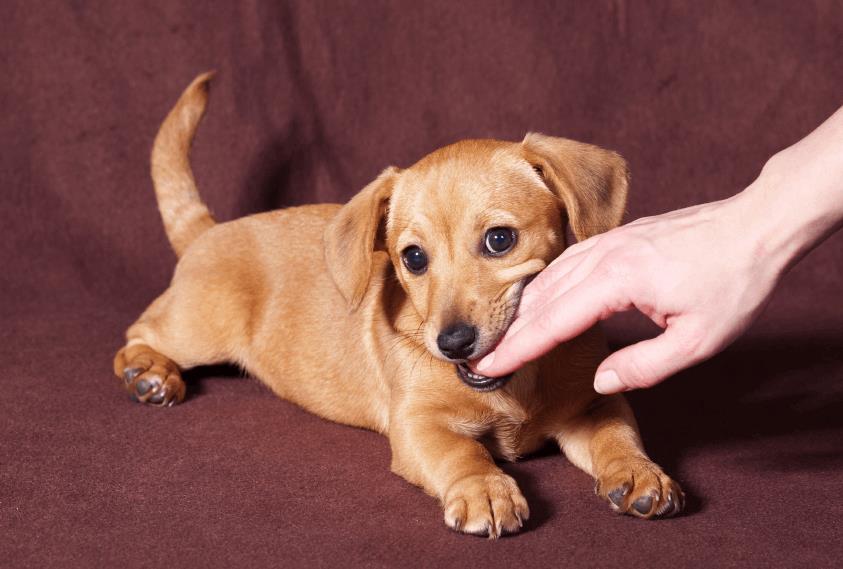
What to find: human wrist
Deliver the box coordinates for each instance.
[733,145,843,281]
[726,163,801,282]
[743,107,843,275]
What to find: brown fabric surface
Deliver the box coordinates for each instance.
[2,1,842,567]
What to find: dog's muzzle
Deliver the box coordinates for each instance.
[455,362,514,392]
[447,265,543,392]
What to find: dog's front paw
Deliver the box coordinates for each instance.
[443,473,529,538]
[595,457,684,519]
[115,345,185,407]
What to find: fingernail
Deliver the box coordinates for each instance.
[476,352,495,372]
[594,370,624,394]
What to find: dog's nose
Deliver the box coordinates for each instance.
[437,323,477,360]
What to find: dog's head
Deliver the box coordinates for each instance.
[324,134,628,391]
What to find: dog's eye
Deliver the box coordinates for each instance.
[401,245,428,274]
[484,227,517,256]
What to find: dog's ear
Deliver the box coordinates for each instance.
[324,167,400,310]
[521,133,629,241]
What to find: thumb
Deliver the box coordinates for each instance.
[594,324,704,394]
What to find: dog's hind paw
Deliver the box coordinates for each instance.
[114,344,185,407]
[443,473,529,538]
[595,458,684,519]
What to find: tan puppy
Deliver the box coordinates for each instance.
[115,73,684,538]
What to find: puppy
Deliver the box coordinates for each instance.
[115,73,684,538]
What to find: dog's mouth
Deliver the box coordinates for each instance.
[454,273,538,391]
[455,362,514,392]
[444,271,540,393]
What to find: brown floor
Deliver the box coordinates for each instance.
[2,2,842,567]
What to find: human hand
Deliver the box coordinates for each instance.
[474,105,843,394]
[473,193,783,394]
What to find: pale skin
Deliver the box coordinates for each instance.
[474,105,843,394]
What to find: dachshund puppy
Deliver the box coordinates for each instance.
[115,73,683,538]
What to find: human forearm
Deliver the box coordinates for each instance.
[738,105,843,277]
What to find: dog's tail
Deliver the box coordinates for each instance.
[150,71,217,258]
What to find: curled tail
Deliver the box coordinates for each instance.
[151,71,217,257]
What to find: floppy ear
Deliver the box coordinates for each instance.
[323,167,400,310]
[521,132,629,241]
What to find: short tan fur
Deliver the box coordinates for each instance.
[114,74,683,538]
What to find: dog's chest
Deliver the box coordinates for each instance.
[456,394,545,462]
[482,417,541,462]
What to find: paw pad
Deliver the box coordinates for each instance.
[632,494,654,515]
[597,460,684,520]
[123,368,142,383]
[115,347,185,408]
[135,378,154,395]
[608,485,629,508]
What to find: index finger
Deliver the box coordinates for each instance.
[518,236,601,313]
[476,274,627,376]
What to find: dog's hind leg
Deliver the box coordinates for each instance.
[113,281,242,407]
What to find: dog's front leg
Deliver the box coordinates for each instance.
[557,394,685,518]
[389,419,529,538]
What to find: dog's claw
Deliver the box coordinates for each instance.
[657,489,685,517]
[656,490,677,516]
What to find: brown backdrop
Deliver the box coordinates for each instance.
[2,1,842,567]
